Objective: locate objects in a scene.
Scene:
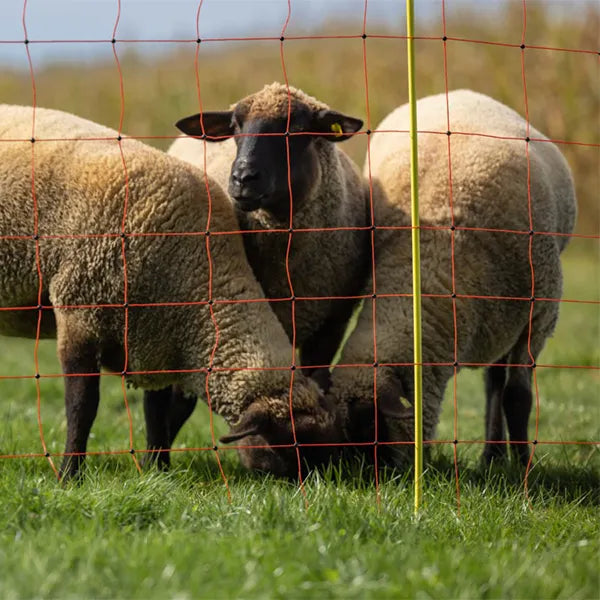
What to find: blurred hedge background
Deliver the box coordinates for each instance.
[1,3,598,234]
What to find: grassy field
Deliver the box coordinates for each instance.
[0,239,597,599]
[0,4,599,599]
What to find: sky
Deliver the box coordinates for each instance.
[0,0,594,67]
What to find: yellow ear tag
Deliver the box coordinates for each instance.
[331,122,344,137]
[399,396,412,409]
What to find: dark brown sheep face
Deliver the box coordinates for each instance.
[175,102,362,220]
[219,399,344,478]
[331,375,415,467]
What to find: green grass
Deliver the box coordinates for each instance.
[0,241,597,599]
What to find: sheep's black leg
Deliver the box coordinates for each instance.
[167,386,198,446]
[502,377,532,467]
[59,341,100,481]
[483,356,508,464]
[143,387,173,469]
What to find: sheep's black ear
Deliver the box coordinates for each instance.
[219,404,271,444]
[175,111,234,141]
[312,109,363,142]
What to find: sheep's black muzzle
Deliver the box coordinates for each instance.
[229,190,264,212]
[229,162,265,210]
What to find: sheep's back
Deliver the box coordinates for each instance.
[168,137,236,193]
[0,104,238,331]
[367,90,574,235]
[361,91,573,364]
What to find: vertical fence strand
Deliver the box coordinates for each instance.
[441,0,462,515]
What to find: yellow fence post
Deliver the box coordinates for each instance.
[405,0,423,514]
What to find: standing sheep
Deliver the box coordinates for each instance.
[170,82,371,371]
[0,104,342,480]
[325,90,576,467]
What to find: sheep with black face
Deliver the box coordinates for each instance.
[170,83,371,371]
[155,84,373,462]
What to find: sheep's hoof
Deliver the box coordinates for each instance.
[141,449,171,471]
[58,456,85,484]
[482,443,508,466]
[510,444,532,469]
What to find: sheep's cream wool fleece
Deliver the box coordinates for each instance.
[327,90,576,456]
[0,104,324,425]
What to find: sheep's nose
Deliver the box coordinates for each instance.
[231,164,259,185]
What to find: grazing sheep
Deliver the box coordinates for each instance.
[0,104,342,480]
[325,90,576,467]
[171,82,371,370]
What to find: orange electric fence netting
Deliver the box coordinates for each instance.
[0,0,598,511]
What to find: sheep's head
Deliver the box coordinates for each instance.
[326,373,416,468]
[219,394,344,478]
[175,82,362,220]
